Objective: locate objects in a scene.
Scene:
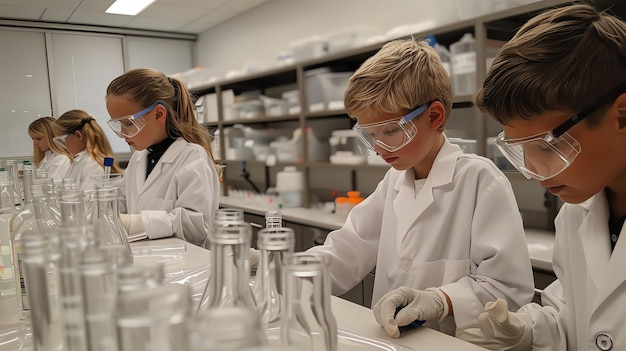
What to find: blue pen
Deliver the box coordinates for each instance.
[395,306,425,329]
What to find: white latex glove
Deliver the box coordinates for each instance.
[119,213,145,236]
[248,247,259,272]
[457,299,532,351]
[373,287,448,338]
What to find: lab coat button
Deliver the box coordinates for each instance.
[595,333,613,350]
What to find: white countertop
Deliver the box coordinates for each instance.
[0,237,487,351]
[220,195,556,273]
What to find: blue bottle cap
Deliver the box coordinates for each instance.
[103,157,114,167]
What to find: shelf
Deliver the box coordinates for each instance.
[191,0,578,210]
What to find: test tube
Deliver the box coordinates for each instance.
[103,157,113,185]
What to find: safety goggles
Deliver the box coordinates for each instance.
[496,82,626,181]
[107,100,166,138]
[352,102,430,152]
[52,117,94,149]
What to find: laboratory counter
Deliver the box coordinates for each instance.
[0,237,487,351]
[220,195,556,273]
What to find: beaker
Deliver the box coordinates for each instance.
[281,253,337,351]
[189,307,266,351]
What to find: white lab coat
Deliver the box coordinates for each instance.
[521,190,626,350]
[307,138,535,335]
[38,150,71,181]
[65,150,103,191]
[121,138,219,248]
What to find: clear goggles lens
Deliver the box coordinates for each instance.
[495,130,581,181]
[53,134,69,149]
[352,103,429,152]
[107,100,165,138]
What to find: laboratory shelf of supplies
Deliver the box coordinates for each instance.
[191,0,579,229]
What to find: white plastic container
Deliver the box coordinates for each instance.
[329,130,367,165]
[275,166,304,208]
[289,36,328,62]
[304,68,353,112]
[434,43,452,77]
[450,33,476,96]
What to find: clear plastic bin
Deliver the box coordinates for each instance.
[304,68,353,112]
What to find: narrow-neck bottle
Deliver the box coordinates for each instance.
[197,221,256,312]
[94,186,132,263]
[281,253,337,351]
[254,227,294,333]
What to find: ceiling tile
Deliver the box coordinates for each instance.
[156,0,229,10]
[126,16,191,32]
[140,3,207,21]
[68,11,133,27]
[0,0,80,7]
[0,5,45,20]
[41,8,73,22]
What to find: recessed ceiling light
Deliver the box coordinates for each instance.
[106,0,157,16]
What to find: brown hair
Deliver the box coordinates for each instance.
[475,4,626,127]
[105,68,217,166]
[56,110,122,173]
[28,117,73,166]
[344,39,453,131]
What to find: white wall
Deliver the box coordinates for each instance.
[194,0,460,76]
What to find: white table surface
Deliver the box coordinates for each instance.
[220,195,556,273]
[0,237,487,351]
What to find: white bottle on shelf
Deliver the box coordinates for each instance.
[450,33,476,96]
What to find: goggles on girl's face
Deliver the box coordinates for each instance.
[53,133,70,149]
[495,82,626,181]
[107,100,166,138]
[352,102,430,152]
[52,117,94,150]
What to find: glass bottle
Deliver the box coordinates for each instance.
[80,246,119,351]
[189,307,266,351]
[4,160,21,209]
[254,227,294,333]
[264,210,283,229]
[116,283,191,351]
[94,186,132,263]
[197,221,256,312]
[280,253,337,351]
[21,227,63,351]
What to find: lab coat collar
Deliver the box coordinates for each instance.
[138,138,185,196]
[580,190,626,306]
[393,135,462,237]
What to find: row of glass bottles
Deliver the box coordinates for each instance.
[7,178,337,351]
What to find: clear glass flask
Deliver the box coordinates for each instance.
[254,227,294,332]
[116,283,191,351]
[94,186,132,263]
[281,253,337,351]
[197,221,256,312]
[80,246,120,351]
[189,307,266,351]
[265,210,283,228]
[21,228,63,351]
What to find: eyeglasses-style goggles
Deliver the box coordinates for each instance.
[107,100,166,138]
[496,82,626,181]
[352,102,430,152]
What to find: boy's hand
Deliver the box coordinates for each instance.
[373,287,448,338]
[457,299,532,351]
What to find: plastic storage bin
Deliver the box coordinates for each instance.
[329,129,367,165]
[450,33,476,96]
[304,68,354,112]
[275,166,304,208]
[289,35,328,62]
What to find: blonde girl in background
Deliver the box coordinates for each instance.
[55,109,121,190]
[105,68,220,248]
[28,117,73,181]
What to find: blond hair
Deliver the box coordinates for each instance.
[476,4,626,127]
[344,39,452,131]
[28,117,73,166]
[56,110,122,173]
[105,68,217,166]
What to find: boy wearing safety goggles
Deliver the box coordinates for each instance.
[457,4,626,350]
[306,39,534,337]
